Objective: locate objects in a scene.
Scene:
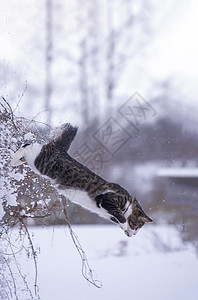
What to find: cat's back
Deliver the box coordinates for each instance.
[35,143,106,190]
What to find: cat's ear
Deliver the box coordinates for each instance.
[133,198,153,223]
[138,213,153,223]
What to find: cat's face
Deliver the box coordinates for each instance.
[125,198,153,237]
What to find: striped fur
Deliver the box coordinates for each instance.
[11,124,153,236]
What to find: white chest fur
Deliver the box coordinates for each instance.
[60,188,111,220]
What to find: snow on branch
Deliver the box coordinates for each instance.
[0,98,101,299]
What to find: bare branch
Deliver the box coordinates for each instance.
[3,257,19,300]
[20,219,40,298]
[13,81,28,113]
[1,97,18,131]
[62,196,102,288]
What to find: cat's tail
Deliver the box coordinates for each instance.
[50,123,78,153]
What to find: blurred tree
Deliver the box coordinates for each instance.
[54,0,152,128]
[45,0,53,125]
[84,0,152,122]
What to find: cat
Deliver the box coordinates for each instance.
[11,123,153,237]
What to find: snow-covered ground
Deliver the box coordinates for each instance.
[23,224,198,300]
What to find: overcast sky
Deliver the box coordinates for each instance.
[149,0,198,90]
[0,0,197,124]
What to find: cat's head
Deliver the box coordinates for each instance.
[124,198,153,237]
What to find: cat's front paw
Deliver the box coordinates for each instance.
[120,222,136,237]
[124,229,136,237]
[120,222,128,232]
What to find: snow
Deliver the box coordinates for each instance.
[49,123,72,140]
[157,168,198,178]
[24,132,35,141]
[0,203,4,220]
[18,224,198,300]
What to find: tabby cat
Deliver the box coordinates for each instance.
[11,124,153,237]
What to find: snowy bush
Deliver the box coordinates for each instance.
[0,99,61,224]
[0,99,100,299]
[0,99,56,299]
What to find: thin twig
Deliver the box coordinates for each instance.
[1,273,12,299]
[62,196,102,288]
[13,81,28,113]
[1,97,18,131]
[4,257,19,300]
[20,218,40,298]
[5,227,35,300]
